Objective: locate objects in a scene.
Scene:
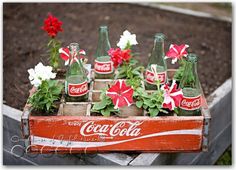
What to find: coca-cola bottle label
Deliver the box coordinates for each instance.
[68,81,88,96]
[145,70,166,85]
[179,95,201,110]
[94,60,113,74]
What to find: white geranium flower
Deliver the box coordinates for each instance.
[117,30,138,50]
[27,62,56,87]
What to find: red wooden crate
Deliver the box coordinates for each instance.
[21,69,211,153]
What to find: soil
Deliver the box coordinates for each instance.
[3,3,231,111]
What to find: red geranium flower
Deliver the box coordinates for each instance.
[161,80,183,110]
[165,44,189,64]
[42,13,63,38]
[106,80,134,109]
[122,49,132,61]
[108,48,123,68]
[108,48,132,68]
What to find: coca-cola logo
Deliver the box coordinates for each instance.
[180,95,201,110]
[68,81,88,96]
[79,121,143,137]
[145,70,166,85]
[94,60,113,74]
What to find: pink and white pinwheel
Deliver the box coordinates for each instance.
[106,80,134,109]
[161,80,183,111]
[59,47,86,65]
[165,44,189,64]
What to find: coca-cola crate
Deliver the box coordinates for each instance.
[21,69,211,153]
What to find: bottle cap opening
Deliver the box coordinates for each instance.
[154,33,165,41]
[187,53,198,62]
[69,43,80,52]
[100,25,108,30]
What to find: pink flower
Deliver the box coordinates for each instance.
[161,80,183,110]
[106,80,134,109]
[165,44,189,64]
[59,47,86,65]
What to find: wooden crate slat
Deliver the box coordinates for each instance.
[28,115,204,153]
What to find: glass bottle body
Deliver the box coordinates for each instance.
[179,54,201,116]
[65,43,88,102]
[94,26,114,79]
[145,33,167,90]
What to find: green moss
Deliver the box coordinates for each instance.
[215,146,232,165]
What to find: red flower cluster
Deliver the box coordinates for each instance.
[41,13,63,38]
[108,48,132,68]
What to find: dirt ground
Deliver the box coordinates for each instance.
[3,3,232,110]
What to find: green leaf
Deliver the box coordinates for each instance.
[136,100,143,108]
[174,108,179,114]
[149,108,160,117]
[144,99,153,106]
[28,79,62,114]
[92,99,108,111]
[143,104,148,110]
[51,86,62,95]
[101,108,111,117]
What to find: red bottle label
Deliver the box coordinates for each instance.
[145,70,166,85]
[94,60,113,74]
[68,81,88,97]
[179,95,201,110]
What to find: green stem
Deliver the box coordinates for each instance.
[48,38,61,70]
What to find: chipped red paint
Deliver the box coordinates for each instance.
[28,115,204,153]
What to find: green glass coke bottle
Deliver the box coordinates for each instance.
[94,26,114,79]
[65,43,88,102]
[145,33,167,90]
[179,54,201,116]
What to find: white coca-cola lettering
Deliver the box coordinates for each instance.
[180,95,201,110]
[145,70,166,85]
[94,60,113,74]
[80,121,142,137]
[68,81,88,96]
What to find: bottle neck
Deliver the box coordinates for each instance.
[95,29,111,58]
[67,44,86,77]
[180,61,200,89]
[149,39,166,68]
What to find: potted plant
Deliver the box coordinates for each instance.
[27,62,64,115]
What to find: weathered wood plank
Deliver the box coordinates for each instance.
[128,153,160,165]
[3,104,21,122]
[3,148,37,165]
[135,3,232,22]
[62,103,88,116]
[84,153,134,165]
